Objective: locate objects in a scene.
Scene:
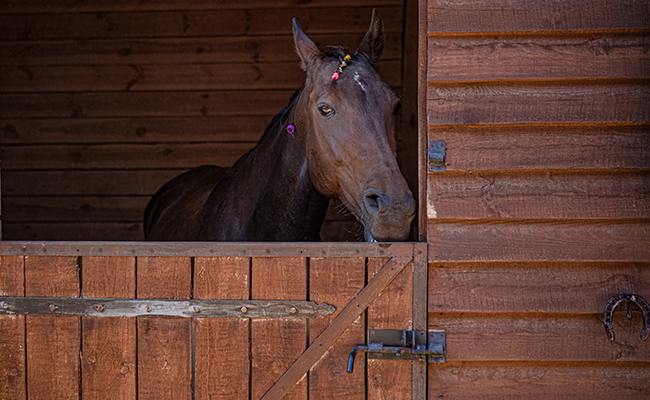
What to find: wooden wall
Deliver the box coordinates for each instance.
[425,0,650,397]
[0,0,417,241]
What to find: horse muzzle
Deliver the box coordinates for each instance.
[362,187,415,242]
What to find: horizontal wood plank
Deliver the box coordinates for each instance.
[0,7,403,40]
[427,0,650,33]
[427,170,650,219]
[428,312,650,361]
[427,80,650,125]
[3,197,148,222]
[428,261,650,313]
[429,361,650,399]
[0,33,402,66]
[427,219,650,261]
[428,33,650,80]
[427,123,650,171]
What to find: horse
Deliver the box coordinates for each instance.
[143,10,415,242]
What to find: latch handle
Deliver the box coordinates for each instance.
[346,345,366,373]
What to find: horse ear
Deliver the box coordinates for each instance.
[293,18,321,72]
[356,9,384,67]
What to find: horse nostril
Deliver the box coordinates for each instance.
[364,190,388,214]
[365,193,380,212]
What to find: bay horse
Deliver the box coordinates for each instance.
[144,10,415,242]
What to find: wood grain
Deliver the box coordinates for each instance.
[427,123,650,171]
[25,256,80,400]
[82,256,136,400]
[136,256,192,400]
[194,257,250,400]
[0,256,25,400]
[427,219,650,262]
[3,196,149,222]
[3,222,144,241]
[308,257,365,400]
[428,261,650,313]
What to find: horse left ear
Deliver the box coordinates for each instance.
[356,9,384,67]
[293,18,321,72]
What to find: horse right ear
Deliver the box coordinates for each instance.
[293,18,321,72]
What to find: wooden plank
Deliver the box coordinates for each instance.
[427,170,650,219]
[251,257,307,400]
[0,256,25,400]
[194,257,249,400]
[429,33,650,80]
[427,219,650,262]
[0,61,401,92]
[308,257,365,400]
[137,256,192,400]
[2,222,144,241]
[0,33,403,66]
[367,257,414,400]
[427,0,650,33]
[82,256,136,400]
[2,196,148,222]
[428,261,650,313]
[2,143,255,170]
[427,123,650,171]
[429,361,650,399]
[24,256,80,400]
[429,312,650,361]
[427,80,650,125]
[0,7,403,40]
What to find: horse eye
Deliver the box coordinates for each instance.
[392,100,402,115]
[318,105,334,117]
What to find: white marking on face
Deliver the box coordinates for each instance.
[354,72,368,95]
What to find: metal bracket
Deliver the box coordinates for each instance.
[428,141,446,171]
[346,329,445,372]
[603,292,650,341]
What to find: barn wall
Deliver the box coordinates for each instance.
[0,0,418,241]
[425,0,650,397]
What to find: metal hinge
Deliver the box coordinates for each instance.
[428,141,446,171]
[347,329,446,372]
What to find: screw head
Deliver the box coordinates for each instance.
[194,306,201,313]
[49,304,57,312]
[1,302,8,310]
[120,365,130,374]
[145,305,152,312]
[96,304,105,312]
[290,307,297,314]
[241,306,248,313]
[87,355,97,364]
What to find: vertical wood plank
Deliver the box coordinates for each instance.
[194,257,250,400]
[82,256,136,400]
[367,257,414,400]
[309,257,366,400]
[25,256,80,400]
[0,256,26,400]
[251,257,307,400]
[137,256,192,400]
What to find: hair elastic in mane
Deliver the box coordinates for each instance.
[332,54,351,80]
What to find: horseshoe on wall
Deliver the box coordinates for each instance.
[603,292,650,341]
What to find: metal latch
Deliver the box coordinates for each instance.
[347,329,446,373]
[428,141,446,171]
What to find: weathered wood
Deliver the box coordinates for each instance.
[427,219,650,262]
[428,261,650,313]
[2,196,148,222]
[429,361,650,399]
[417,0,429,241]
[308,257,365,400]
[82,256,136,400]
[3,222,144,241]
[0,256,25,400]
[427,123,650,171]
[25,256,80,400]
[429,33,650,81]
[428,170,650,219]
[251,257,307,400]
[136,256,192,400]
[427,0,650,33]
[429,312,650,361]
[0,7,403,40]
[427,79,650,125]
[194,257,249,400]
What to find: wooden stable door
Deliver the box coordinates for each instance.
[0,242,428,400]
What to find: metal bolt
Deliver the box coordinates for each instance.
[49,304,57,312]
[96,304,105,312]
[241,306,248,313]
[194,306,201,313]
[1,302,8,310]
[87,355,97,364]
[280,387,285,391]
[290,307,297,314]
[145,305,152,312]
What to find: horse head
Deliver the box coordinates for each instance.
[291,10,415,242]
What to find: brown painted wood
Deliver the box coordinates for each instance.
[0,256,25,400]
[429,361,650,399]
[367,257,414,400]
[3,196,148,222]
[136,256,192,400]
[308,257,365,400]
[427,79,650,125]
[428,219,650,262]
[428,262,650,313]
[82,256,136,400]
[427,170,650,219]
[251,257,307,400]
[24,256,80,400]
[429,33,650,81]
[3,222,144,241]
[427,123,650,171]
[194,257,250,400]
[427,0,650,33]
[429,312,650,361]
